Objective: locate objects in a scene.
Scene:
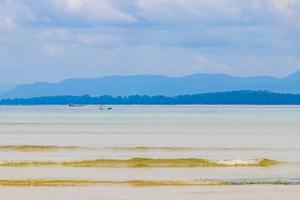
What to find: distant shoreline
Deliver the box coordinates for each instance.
[1,90,300,105]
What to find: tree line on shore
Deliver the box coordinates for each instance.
[1,90,300,105]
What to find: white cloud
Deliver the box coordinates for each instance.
[45,0,136,24]
[0,17,15,31]
[135,0,274,24]
[42,43,67,57]
[194,54,208,66]
[5,0,299,29]
[2,0,300,28]
[193,53,232,74]
[271,0,300,29]
[0,0,34,31]
[37,28,122,48]
[0,0,300,83]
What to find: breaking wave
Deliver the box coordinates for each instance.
[0,157,279,168]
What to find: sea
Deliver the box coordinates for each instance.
[0,105,299,200]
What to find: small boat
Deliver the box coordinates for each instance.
[68,103,83,107]
[99,105,112,110]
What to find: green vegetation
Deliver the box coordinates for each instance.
[1,90,300,105]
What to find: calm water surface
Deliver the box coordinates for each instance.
[0,105,299,200]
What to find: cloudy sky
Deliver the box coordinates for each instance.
[0,0,300,83]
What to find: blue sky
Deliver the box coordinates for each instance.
[0,0,300,83]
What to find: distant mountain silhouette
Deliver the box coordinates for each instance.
[0,84,16,96]
[1,71,300,98]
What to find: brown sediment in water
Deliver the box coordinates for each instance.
[0,158,279,168]
[0,179,298,187]
[0,179,98,187]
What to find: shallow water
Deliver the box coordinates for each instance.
[0,105,299,199]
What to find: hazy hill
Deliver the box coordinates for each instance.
[0,84,16,96]
[1,71,300,98]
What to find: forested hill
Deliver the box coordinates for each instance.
[1,90,300,105]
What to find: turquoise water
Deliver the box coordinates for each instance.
[0,105,299,199]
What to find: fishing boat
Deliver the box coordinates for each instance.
[99,105,112,110]
[68,103,83,107]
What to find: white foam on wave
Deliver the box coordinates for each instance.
[213,159,263,166]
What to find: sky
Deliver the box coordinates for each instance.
[0,0,300,84]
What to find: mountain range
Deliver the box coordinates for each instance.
[2,71,300,98]
[0,84,16,96]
